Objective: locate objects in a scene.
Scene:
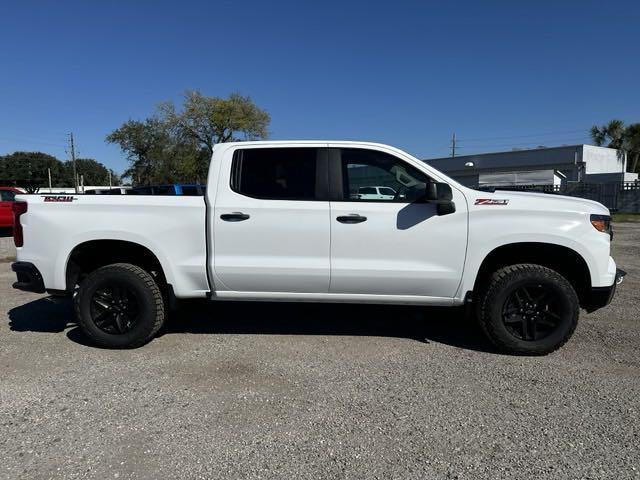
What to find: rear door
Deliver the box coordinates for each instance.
[212,146,331,293]
[0,190,16,228]
[328,147,468,298]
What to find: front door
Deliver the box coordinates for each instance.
[329,147,468,298]
[212,146,330,293]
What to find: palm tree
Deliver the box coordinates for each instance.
[590,120,640,173]
[590,119,625,149]
[624,124,640,173]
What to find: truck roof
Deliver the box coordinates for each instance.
[214,140,401,149]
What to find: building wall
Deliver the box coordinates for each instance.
[582,145,626,174]
[426,145,585,186]
[425,145,632,187]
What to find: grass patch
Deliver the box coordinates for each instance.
[612,213,640,223]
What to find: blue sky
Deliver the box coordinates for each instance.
[0,0,638,173]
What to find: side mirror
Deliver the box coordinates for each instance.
[426,182,452,202]
[425,182,456,215]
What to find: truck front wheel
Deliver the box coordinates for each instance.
[74,263,165,348]
[477,264,579,355]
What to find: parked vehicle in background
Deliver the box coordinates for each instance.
[127,184,205,196]
[85,188,130,195]
[10,141,623,354]
[356,185,397,200]
[0,187,23,229]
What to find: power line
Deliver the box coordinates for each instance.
[458,136,592,147]
[459,129,589,142]
[456,129,589,143]
[0,136,66,148]
[454,137,592,152]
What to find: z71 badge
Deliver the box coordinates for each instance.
[475,198,509,205]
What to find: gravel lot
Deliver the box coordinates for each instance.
[1,225,638,480]
[0,229,15,262]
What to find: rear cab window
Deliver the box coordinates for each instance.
[231,148,322,200]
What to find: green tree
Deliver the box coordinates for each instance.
[623,124,640,173]
[106,118,170,185]
[63,158,121,186]
[0,151,64,192]
[159,91,270,153]
[590,120,640,173]
[108,91,269,185]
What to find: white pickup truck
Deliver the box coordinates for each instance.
[11,141,624,354]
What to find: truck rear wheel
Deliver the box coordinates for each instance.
[477,264,579,355]
[74,263,165,348]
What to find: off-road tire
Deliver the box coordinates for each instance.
[477,263,579,355]
[74,263,165,348]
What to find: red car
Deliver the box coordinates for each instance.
[0,187,24,229]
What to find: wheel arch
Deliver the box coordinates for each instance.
[64,239,170,293]
[472,242,592,305]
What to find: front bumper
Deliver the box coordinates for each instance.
[583,268,626,313]
[11,262,46,294]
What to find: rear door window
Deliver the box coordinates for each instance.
[231,148,320,200]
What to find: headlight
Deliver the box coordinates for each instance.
[590,214,612,239]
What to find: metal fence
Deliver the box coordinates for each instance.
[478,182,640,212]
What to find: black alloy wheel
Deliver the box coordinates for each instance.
[90,283,141,334]
[477,263,579,355]
[501,283,565,341]
[75,263,165,348]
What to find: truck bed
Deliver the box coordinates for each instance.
[15,194,210,298]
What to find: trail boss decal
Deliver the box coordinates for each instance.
[475,198,509,206]
[42,196,77,202]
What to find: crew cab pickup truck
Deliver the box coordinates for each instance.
[10,141,624,354]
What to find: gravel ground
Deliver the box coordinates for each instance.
[0,229,15,261]
[0,225,639,480]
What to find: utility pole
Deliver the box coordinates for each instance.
[68,133,78,193]
[451,132,457,158]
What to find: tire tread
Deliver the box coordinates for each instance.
[74,263,165,348]
[477,263,579,355]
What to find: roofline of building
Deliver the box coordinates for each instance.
[425,144,588,161]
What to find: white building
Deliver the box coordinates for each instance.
[425,145,638,188]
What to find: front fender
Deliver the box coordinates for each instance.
[459,209,613,297]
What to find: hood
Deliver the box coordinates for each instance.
[470,189,610,216]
